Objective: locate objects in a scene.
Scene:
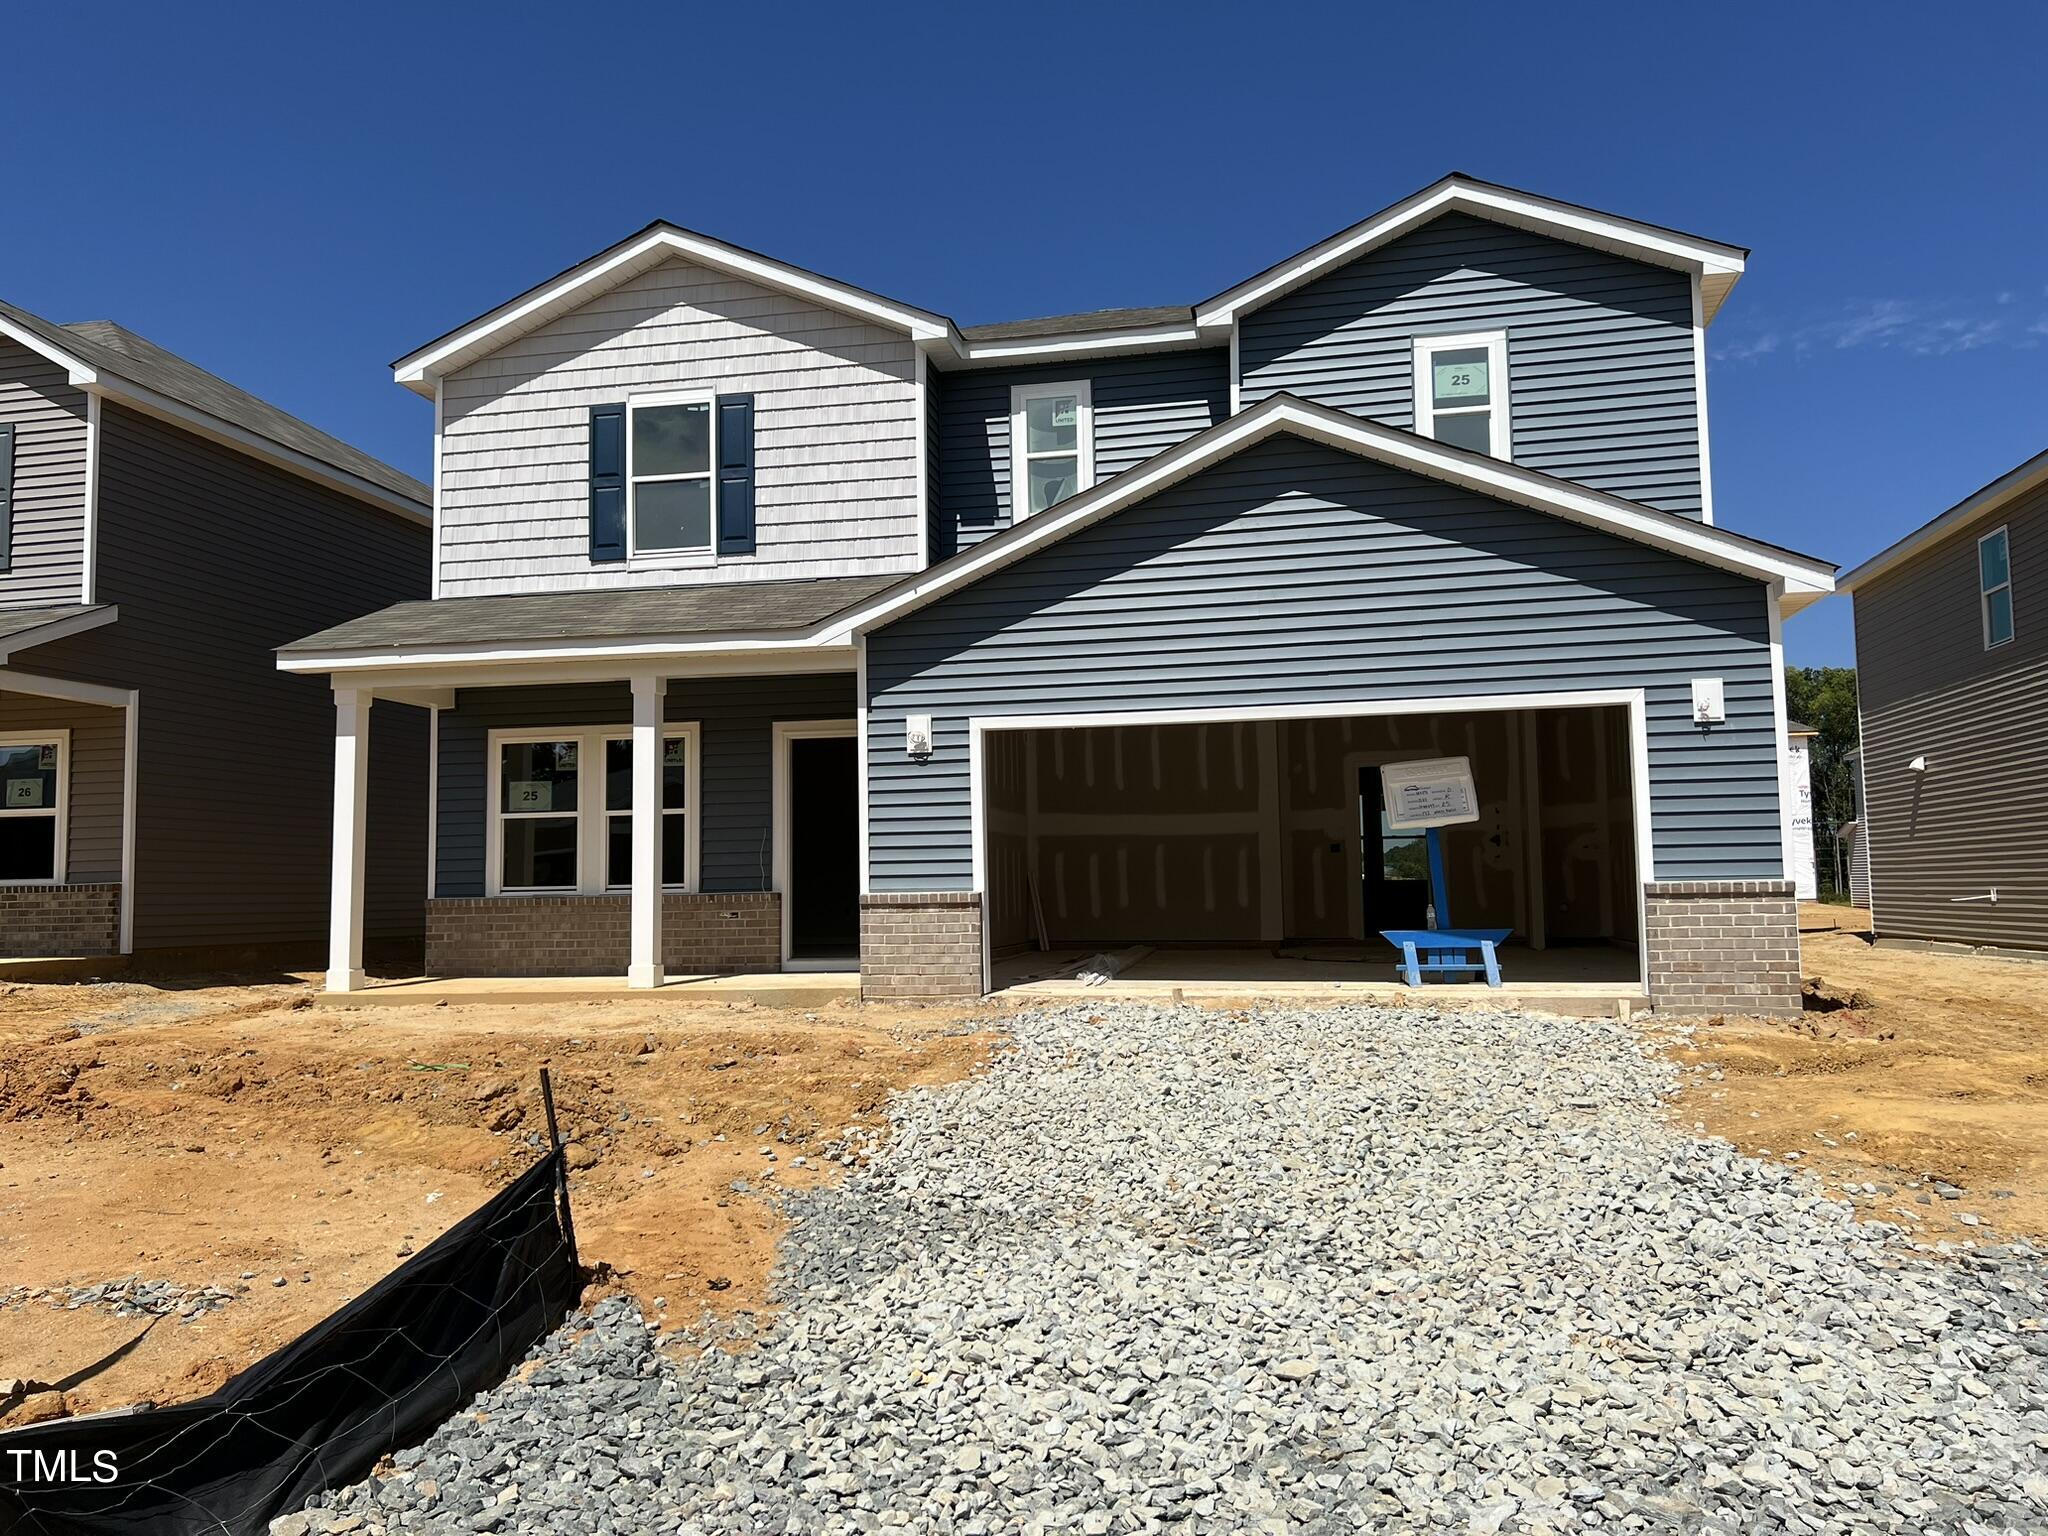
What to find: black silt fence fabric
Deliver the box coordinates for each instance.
[0,1150,578,1536]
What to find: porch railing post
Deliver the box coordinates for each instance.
[627,674,667,988]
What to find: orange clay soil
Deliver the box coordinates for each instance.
[0,976,993,1423]
[1669,901,2048,1248]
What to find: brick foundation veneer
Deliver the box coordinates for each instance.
[0,883,120,958]
[861,892,984,1001]
[426,893,780,978]
[1643,880,1800,1018]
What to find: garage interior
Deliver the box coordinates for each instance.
[983,706,1645,996]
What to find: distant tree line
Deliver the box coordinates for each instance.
[1786,666,1860,901]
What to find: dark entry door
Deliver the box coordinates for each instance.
[1359,766,1431,931]
[789,736,859,958]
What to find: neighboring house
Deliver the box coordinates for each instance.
[1785,720,1818,902]
[0,301,429,963]
[281,174,1835,1016]
[1839,448,2045,956]
[1839,746,1872,910]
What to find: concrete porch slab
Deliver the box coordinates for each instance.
[316,971,860,1009]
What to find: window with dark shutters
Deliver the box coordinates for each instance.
[716,394,755,555]
[588,403,626,562]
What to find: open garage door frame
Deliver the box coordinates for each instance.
[966,688,1654,997]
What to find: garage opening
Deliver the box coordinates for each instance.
[980,702,1645,997]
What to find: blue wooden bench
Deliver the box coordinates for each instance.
[1378,927,1512,987]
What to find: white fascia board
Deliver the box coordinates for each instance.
[0,313,99,386]
[1839,446,2048,593]
[84,378,429,526]
[395,226,952,394]
[942,324,1207,368]
[278,636,857,680]
[1196,178,1748,329]
[0,605,120,664]
[827,395,1833,640]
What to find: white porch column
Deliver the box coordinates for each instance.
[627,674,667,988]
[327,688,372,993]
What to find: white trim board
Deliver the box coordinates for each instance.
[964,688,1655,996]
[771,719,859,968]
[1196,174,1748,330]
[394,223,952,395]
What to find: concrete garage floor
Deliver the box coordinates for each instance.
[994,942,1648,1015]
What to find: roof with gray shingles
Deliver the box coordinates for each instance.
[958,306,1192,343]
[0,604,103,646]
[278,574,902,655]
[0,301,428,508]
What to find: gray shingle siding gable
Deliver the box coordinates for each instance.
[435,673,856,898]
[934,350,1230,552]
[865,435,1778,891]
[1238,213,1705,518]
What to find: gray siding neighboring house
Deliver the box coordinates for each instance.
[0,337,90,606]
[866,433,1780,892]
[934,350,1230,552]
[1,303,431,960]
[1238,214,1706,519]
[1843,453,2048,954]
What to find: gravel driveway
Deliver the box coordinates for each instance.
[288,1003,2048,1536]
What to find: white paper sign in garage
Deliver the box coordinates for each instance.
[1380,757,1479,830]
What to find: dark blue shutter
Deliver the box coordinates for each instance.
[716,394,755,555]
[588,403,626,562]
[0,424,13,572]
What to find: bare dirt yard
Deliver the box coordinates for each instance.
[0,978,991,1426]
[1673,900,2048,1248]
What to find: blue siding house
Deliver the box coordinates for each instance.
[281,174,1835,1016]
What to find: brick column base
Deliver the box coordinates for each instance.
[1643,880,1800,1018]
[0,883,120,958]
[426,892,780,978]
[860,892,983,1001]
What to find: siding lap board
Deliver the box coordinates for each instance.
[866,435,1777,890]
[936,351,1229,551]
[0,338,90,605]
[439,258,921,595]
[1853,480,2047,948]
[1238,214,1704,518]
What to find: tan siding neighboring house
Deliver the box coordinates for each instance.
[1846,463,2048,954]
[0,337,90,605]
[438,256,921,596]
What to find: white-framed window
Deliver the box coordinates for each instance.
[602,731,693,890]
[1979,525,2015,650]
[1412,331,1510,459]
[0,730,67,885]
[1010,380,1093,519]
[488,725,698,895]
[627,391,716,557]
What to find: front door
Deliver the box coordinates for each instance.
[789,736,859,959]
[1360,766,1430,931]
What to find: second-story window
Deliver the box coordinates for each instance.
[1011,381,1093,519]
[1413,332,1510,459]
[1980,525,2015,649]
[629,393,715,555]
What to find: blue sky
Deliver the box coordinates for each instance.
[4,1,2044,666]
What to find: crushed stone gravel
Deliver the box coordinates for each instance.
[284,1003,2048,1535]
